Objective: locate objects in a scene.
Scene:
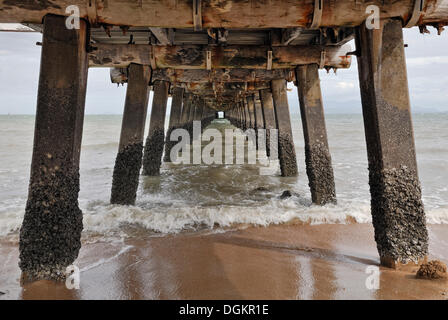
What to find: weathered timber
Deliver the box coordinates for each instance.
[19,15,88,283]
[111,64,151,205]
[151,69,295,84]
[149,27,172,45]
[356,19,428,268]
[178,81,271,95]
[271,79,298,177]
[142,80,169,176]
[296,64,336,205]
[1,1,447,28]
[164,87,184,162]
[89,44,352,69]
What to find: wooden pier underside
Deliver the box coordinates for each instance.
[1,1,442,279]
[4,0,447,108]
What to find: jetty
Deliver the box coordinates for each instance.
[1,0,447,282]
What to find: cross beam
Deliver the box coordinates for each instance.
[111,68,296,84]
[89,43,352,69]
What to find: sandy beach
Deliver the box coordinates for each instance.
[1,222,447,300]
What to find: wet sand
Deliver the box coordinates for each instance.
[1,223,447,300]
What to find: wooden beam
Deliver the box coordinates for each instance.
[176,81,271,93]
[1,0,447,28]
[149,28,172,45]
[111,68,295,84]
[89,43,352,69]
[282,28,303,45]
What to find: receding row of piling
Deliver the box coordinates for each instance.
[18,15,429,282]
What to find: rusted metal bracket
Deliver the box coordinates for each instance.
[310,0,323,29]
[405,0,426,28]
[267,51,273,70]
[193,0,203,31]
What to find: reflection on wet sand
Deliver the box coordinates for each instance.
[0,223,446,300]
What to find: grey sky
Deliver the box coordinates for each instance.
[0,27,447,115]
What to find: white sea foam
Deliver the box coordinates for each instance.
[1,190,448,238]
[1,114,448,237]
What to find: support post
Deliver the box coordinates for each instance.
[259,89,277,158]
[193,98,204,121]
[111,64,151,205]
[244,99,251,130]
[296,64,336,205]
[271,79,298,177]
[356,19,428,268]
[192,98,204,140]
[237,104,243,129]
[201,105,215,129]
[189,95,196,122]
[19,15,89,282]
[180,93,192,126]
[254,95,265,150]
[142,80,169,176]
[246,95,256,129]
[164,87,184,162]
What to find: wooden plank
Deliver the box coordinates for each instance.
[151,69,295,83]
[1,0,447,28]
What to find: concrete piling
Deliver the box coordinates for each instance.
[271,79,298,177]
[180,93,192,126]
[188,95,196,122]
[244,99,251,130]
[246,95,256,130]
[253,95,265,150]
[192,98,204,140]
[238,104,244,129]
[201,105,215,130]
[356,19,428,268]
[296,64,336,205]
[142,80,170,176]
[111,64,151,205]
[164,87,184,162]
[259,89,277,158]
[19,15,88,282]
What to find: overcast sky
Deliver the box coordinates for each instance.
[0,27,447,115]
